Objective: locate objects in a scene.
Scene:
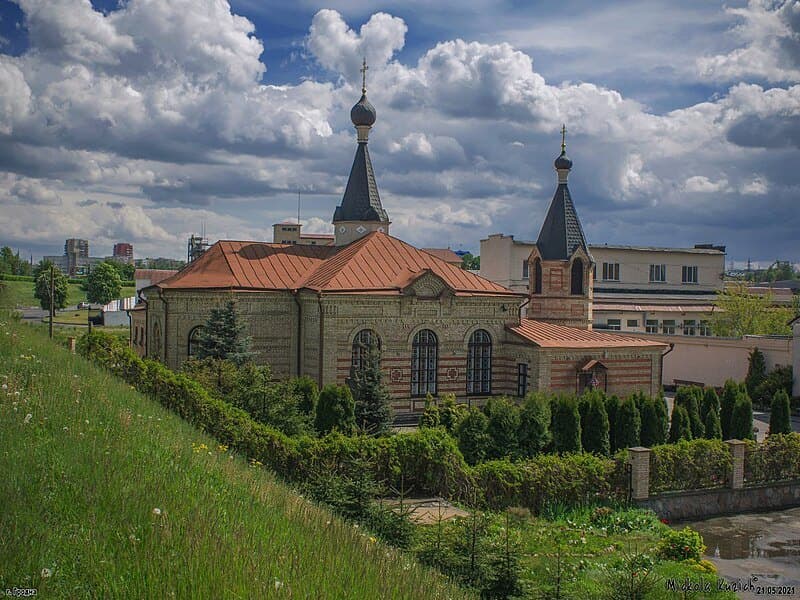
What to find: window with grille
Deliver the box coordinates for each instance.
[467,330,492,395]
[627,319,639,328]
[411,329,438,397]
[662,320,676,335]
[188,326,204,357]
[351,329,380,374]
[517,363,528,397]
[646,319,659,334]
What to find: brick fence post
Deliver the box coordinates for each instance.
[726,439,746,489]
[628,446,651,500]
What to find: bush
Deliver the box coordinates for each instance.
[455,407,491,465]
[289,376,319,415]
[769,389,792,435]
[517,392,551,457]
[419,394,441,428]
[438,393,464,432]
[551,395,581,454]
[640,396,666,447]
[668,405,692,443]
[614,397,640,450]
[650,439,732,493]
[755,365,793,407]
[703,408,722,440]
[315,385,356,435]
[730,392,754,440]
[581,390,610,455]
[745,348,767,401]
[675,386,704,439]
[657,527,705,562]
[484,397,520,459]
[744,433,800,484]
[720,380,739,439]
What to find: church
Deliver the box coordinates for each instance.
[131,74,667,413]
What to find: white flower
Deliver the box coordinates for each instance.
[152,507,162,516]
[24,413,32,424]
[274,579,284,591]
[41,567,52,578]
[85,419,89,424]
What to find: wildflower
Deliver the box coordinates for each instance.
[41,568,52,578]
[152,507,162,516]
[369,536,377,544]
[217,444,228,452]
[24,413,32,424]
[274,579,284,591]
[85,419,89,424]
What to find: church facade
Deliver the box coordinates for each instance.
[131,81,667,412]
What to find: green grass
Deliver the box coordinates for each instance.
[0,280,135,308]
[0,317,471,599]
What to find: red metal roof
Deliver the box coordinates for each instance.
[156,233,520,297]
[422,248,462,264]
[135,269,178,285]
[507,319,668,349]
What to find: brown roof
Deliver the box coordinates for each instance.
[422,248,462,265]
[300,233,335,239]
[135,269,178,285]
[155,233,520,297]
[507,319,668,349]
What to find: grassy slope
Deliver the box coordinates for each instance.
[0,280,135,308]
[0,318,470,599]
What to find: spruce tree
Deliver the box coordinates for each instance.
[455,407,491,465]
[703,407,722,439]
[769,389,792,435]
[419,394,441,428]
[350,344,392,435]
[614,397,641,449]
[518,392,551,457]
[315,384,356,435]
[675,386,704,439]
[745,348,767,403]
[641,397,667,446]
[582,391,610,455]
[196,299,254,365]
[720,379,739,439]
[668,405,693,443]
[730,392,754,440]
[484,397,521,459]
[551,395,581,453]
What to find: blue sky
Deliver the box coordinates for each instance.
[0,0,798,266]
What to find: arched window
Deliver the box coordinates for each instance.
[411,329,438,397]
[533,258,542,294]
[351,329,380,374]
[571,258,584,295]
[467,329,492,395]
[188,326,204,357]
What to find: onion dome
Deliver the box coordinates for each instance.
[350,94,376,127]
[554,124,572,170]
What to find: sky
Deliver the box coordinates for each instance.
[0,0,799,265]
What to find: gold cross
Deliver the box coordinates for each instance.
[561,124,567,152]
[360,58,368,94]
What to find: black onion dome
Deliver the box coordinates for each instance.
[350,93,376,127]
[554,150,572,170]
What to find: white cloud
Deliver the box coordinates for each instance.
[740,176,769,194]
[683,175,731,193]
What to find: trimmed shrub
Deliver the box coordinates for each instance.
[703,408,722,440]
[614,397,640,450]
[730,392,754,441]
[551,395,581,454]
[484,397,520,459]
[675,386,704,439]
[640,397,666,447]
[517,392,551,457]
[744,433,800,484]
[668,405,692,443]
[315,384,356,435]
[769,389,792,436]
[455,407,491,465]
[720,379,739,439]
[657,527,705,561]
[650,439,732,492]
[581,391,610,455]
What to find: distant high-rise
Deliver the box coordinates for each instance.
[113,242,134,264]
[65,238,89,276]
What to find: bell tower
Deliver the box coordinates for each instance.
[332,59,391,246]
[527,126,594,329]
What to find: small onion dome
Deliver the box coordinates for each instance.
[554,150,572,170]
[351,93,376,127]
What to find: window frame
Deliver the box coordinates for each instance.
[606,319,622,331]
[517,363,528,398]
[602,262,620,281]
[682,265,698,284]
[466,329,492,396]
[649,264,667,283]
[645,319,659,334]
[662,319,676,335]
[188,325,204,357]
[411,329,438,397]
[351,329,381,375]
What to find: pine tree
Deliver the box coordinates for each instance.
[551,395,581,453]
[614,397,641,449]
[582,391,610,455]
[641,397,667,446]
[703,407,722,439]
[720,379,739,439]
[315,384,356,435]
[769,389,792,435]
[484,397,521,459]
[455,407,491,465]
[730,392,754,440]
[745,348,767,402]
[196,299,254,365]
[668,405,693,443]
[419,393,441,428]
[350,344,392,435]
[518,392,551,457]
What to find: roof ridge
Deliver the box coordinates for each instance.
[297,231,378,289]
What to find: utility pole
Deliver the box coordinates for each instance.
[48,265,54,339]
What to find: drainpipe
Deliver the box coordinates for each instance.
[659,342,675,394]
[292,290,302,377]
[518,297,531,322]
[157,287,169,365]
[317,293,324,388]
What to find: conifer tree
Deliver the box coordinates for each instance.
[350,343,392,435]
[703,407,722,439]
[675,386,704,439]
[700,388,721,424]
[720,379,739,439]
[455,407,491,465]
[641,397,667,446]
[605,394,621,451]
[438,393,463,432]
[730,391,754,440]
[484,397,521,459]
[551,395,581,453]
[289,376,319,415]
[668,405,693,443]
[654,390,670,444]
[518,392,551,457]
[614,397,641,449]
[196,299,254,365]
[769,389,792,435]
[582,391,610,455]
[419,393,441,428]
[745,348,767,402]
[315,384,356,435]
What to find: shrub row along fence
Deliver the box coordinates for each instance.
[79,331,800,510]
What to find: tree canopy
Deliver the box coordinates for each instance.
[86,261,122,305]
[712,284,793,337]
[34,265,68,311]
[195,299,254,366]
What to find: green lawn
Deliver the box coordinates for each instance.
[0,317,470,599]
[0,280,135,309]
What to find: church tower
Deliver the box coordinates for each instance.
[332,60,390,246]
[527,126,594,329]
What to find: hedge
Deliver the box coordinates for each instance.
[649,439,732,493]
[744,433,800,485]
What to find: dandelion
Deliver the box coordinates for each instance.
[24,413,32,424]
[41,568,52,578]
[217,444,228,452]
[152,507,162,516]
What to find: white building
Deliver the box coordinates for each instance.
[480,234,726,336]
